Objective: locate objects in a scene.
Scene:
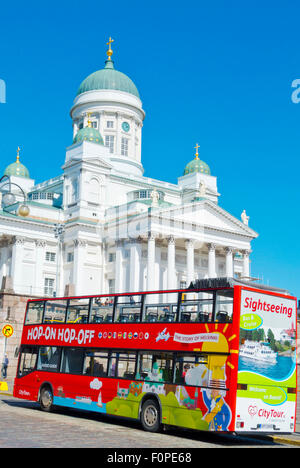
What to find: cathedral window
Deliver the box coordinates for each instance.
[44,278,55,296]
[108,253,116,262]
[71,178,79,202]
[107,121,114,128]
[121,137,129,156]
[67,252,74,262]
[45,251,56,262]
[139,190,147,198]
[105,135,114,153]
[133,189,163,200]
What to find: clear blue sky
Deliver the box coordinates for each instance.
[0,0,299,298]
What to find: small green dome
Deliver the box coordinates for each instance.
[4,156,30,178]
[73,125,104,145]
[183,156,211,176]
[77,60,140,99]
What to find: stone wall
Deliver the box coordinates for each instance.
[0,286,40,386]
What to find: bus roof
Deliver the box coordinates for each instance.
[188,276,290,295]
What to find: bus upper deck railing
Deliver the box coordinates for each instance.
[24,288,234,326]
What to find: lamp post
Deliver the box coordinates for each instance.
[54,223,65,297]
[0,174,30,217]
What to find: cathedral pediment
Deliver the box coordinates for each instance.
[62,156,113,172]
[154,199,258,238]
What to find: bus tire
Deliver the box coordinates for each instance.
[140,398,161,433]
[39,385,54,412]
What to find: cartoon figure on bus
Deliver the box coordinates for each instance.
[202,387,231,431]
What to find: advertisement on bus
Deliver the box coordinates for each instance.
[235,288,297,432]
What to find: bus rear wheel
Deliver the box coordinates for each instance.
[39,386,53,412]
[140,399,161,433]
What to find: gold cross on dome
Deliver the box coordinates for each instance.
[16,146,21,162]
[106,37,114,60]
[194,143,200,159]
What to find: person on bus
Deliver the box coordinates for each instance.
[182,364,190,380]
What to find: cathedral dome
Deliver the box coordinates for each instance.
[183,145,211,176]
[77,60,140,99]
[73,118,104,145]
[4,154,30,178]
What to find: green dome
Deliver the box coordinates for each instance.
[183,156,211,176]
[4,157,30,178]
[77,60,140,98]
[73,125,104,145]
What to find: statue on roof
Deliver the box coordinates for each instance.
[241,209,249,226]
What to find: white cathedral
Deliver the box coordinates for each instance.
[0,39,258,299]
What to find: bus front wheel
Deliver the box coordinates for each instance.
[140,399,161,433]
[39,385,53,412]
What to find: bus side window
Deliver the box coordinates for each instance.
[83,350,109,377]
[44,300,67,324]
[25,301,44,325]
[179,292,214,322]
[60,348,85,374]
[108,353,117,377]
[117,352,136,379]
[143,292,177,323]
[215,290,233,322]
[137,352,173,383]
[37,347,61,372]
[90,296,114,324]
[174,354,209,387]
[66,298,90,324]
[115,295,142,323]
[18,346,38,377]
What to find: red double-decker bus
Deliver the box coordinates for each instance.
[13,278,297,433]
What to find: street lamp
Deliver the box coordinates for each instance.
[0,175,30,217]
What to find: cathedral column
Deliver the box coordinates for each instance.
[73,239,87,295]
[73,121,78,139]
[167,236,176,290]
[242,250,250,278]
[185,239,195,286]
[208,243,216,278]
[0,245,9,281]
[129,239,141,292]
[11,237,25,293]
[225,247,233,278]
[116,112,121,155]
[147,233,156,291]
[35,240,46,295]
[115,240,124,294]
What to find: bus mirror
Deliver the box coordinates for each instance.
[14,346,20,357]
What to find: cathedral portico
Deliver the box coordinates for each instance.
[108,229,253,296]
